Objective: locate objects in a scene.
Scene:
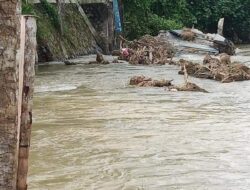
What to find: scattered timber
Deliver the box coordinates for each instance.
[129,75,208,93]
[178,55,250,83]
[119,35,175,65]
[129,75,173,87]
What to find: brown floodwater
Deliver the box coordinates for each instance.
[29,49,250,190]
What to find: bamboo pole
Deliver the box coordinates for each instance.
[17,16,37,190]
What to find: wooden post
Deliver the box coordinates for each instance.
[217,18,224,36]
[0,1,21,189]
[16,16,37,190]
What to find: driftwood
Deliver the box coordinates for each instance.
[130,75,208,93]
[129,75,173,87]
[179,55,250,83]
[120,35,175,65]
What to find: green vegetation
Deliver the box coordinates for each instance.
[21,0,36,15]
[22,0,60,31]
[40,0,61,31]
[124,0,250,43]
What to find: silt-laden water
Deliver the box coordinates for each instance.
[29,53,250,190]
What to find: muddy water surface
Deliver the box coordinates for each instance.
[29,50,250,190]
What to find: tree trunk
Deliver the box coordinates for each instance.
[16,16,37,190]
[0,1,21,189]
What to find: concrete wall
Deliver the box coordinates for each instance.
[82,2,114,53]
[34,3,99,61]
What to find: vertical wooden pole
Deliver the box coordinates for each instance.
[0,1,21,189]
[17,16,37,190]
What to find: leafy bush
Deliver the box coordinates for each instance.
[148,14,183,35]
[123,0,250,42]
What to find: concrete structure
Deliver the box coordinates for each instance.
[31,0,116,53]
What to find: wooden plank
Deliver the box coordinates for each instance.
[17,16,37,190]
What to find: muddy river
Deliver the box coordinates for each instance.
[29,50,250,189]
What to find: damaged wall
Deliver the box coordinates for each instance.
[82,3,114,53]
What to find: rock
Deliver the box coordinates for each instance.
[88,53,110,64]
[96,52,104,63]
[64,60,77,65]
[173,82,208,93]
[214,39,235,55]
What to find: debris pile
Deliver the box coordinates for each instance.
[120,35,175,65]
[178,55,250,83]
[129,75,208,93]
[129,75,173,87]
[168,28,236,55]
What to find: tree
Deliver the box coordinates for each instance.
[123,0,184,39]
[0,0,21,189]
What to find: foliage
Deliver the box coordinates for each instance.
[123,0,184,39]
[148,14,183,36]
[123,0,250,43]
[21,0,36,15]
[150,0,196,26]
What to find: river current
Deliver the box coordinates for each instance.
[29,50,250,190]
